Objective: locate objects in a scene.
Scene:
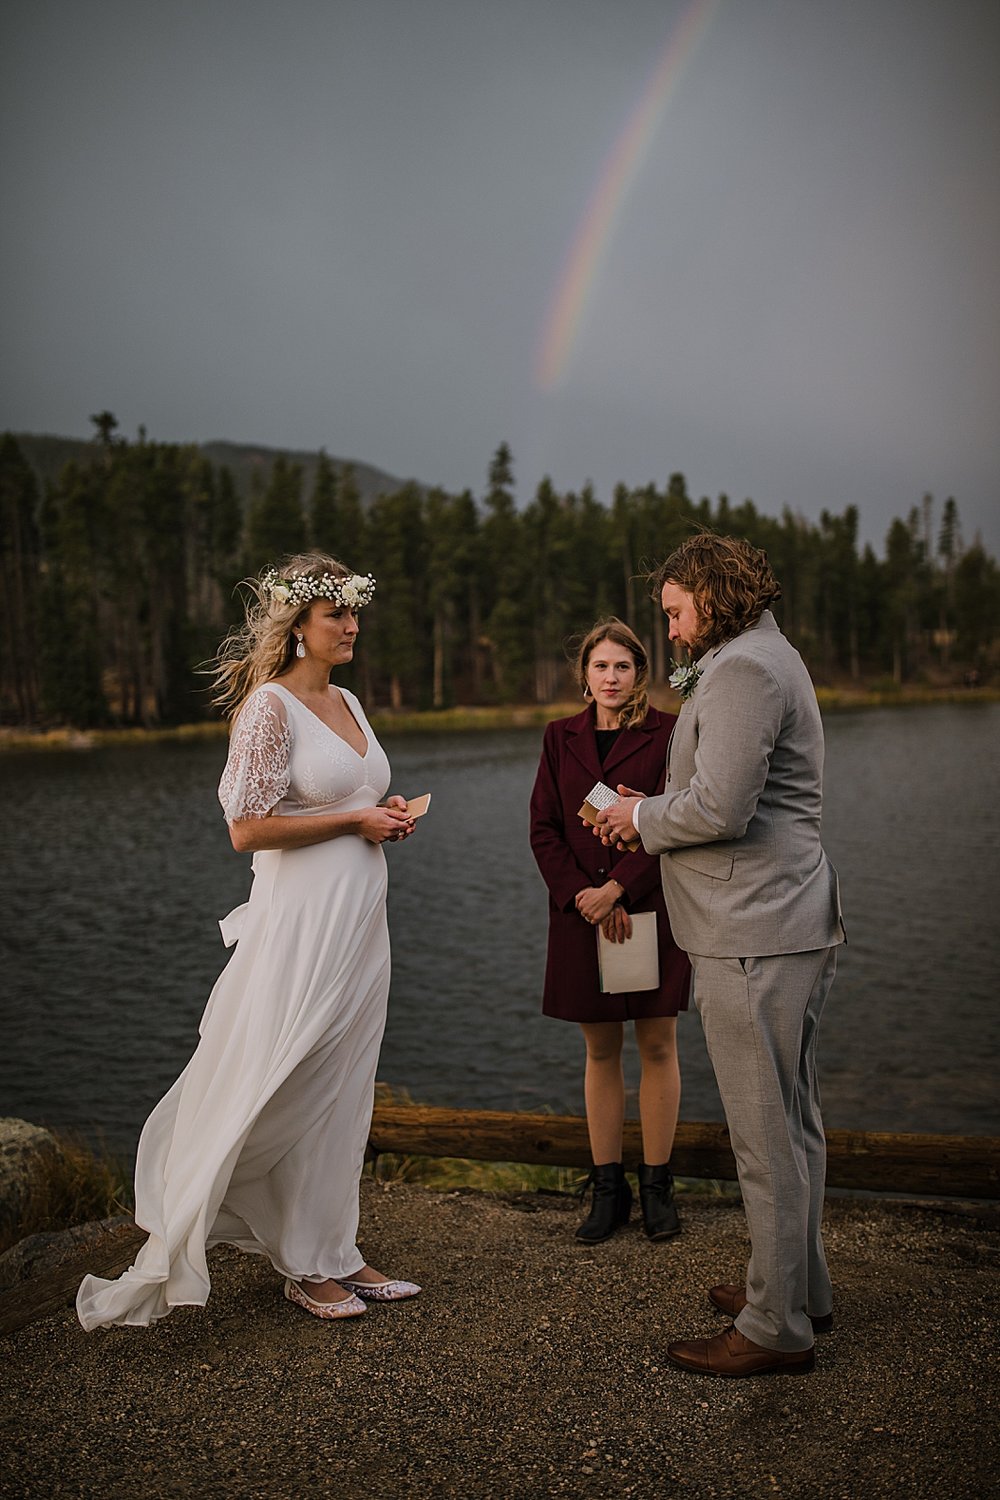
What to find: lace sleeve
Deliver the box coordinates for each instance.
[218,689,292,824]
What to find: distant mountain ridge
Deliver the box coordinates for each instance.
[9,431,416,508]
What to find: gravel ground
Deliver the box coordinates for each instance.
[2,1181,998,1499]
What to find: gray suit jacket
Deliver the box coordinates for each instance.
[636,611,844,959]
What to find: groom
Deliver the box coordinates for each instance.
[597,533,844,1377]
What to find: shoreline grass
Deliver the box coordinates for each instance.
[1,1122,734,1253]
[362,1152,736,1199]
[0,1132,134,1256]
[1,684,997,752]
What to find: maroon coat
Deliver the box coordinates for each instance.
[529,704,691,1022]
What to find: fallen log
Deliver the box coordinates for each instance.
[3,1113,994,1340]
[368,1105,1000,1200]
[0,1224,146,1339]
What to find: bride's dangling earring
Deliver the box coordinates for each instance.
[295,634,306,659]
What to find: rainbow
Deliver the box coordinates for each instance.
[534,0,718,392]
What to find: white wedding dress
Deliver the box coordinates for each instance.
[77,683,393,1329]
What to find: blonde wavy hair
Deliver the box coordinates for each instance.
[211,552,357,721]
[651,532,781,652]
[573,617,650,730]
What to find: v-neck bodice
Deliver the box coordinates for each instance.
[273,682,369,761]
[219,682,391,821]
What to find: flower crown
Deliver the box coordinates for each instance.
[260,567,376,611]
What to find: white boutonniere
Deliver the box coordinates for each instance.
[669,663,702,701]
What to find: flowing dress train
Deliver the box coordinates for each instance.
[77,684,392,1329]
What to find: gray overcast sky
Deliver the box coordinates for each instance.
[2,0,998,555]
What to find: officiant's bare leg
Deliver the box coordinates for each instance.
[575,1022,632,1242]
[634,1016,680,1165]
[635,1016,682,1238]
[579,1022,625,1162]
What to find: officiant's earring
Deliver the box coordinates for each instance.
[583,685,593,700]
[295,634,306,659]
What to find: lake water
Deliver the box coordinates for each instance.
[2,703,998,1158]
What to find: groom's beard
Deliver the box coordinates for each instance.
[684,616,714,655]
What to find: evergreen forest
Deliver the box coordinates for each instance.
[1,416,997,729]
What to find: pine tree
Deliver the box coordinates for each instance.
[142,445,194,723]
[817,507,861,679]
[366,483,427,709]
[89,410,120,452]
[611,482,638,627]
[211,467,244,596]
[953,544,1000,668]
[0,434,41,722]
[425,487,479,708]
[884,516,920,683]
[308,451,340,552]
[245,455,306,571]
[481,443,531,699]
[37,461,109,725]
[935,497,962,666]
[524,475,567,702]
[332,464,367,571]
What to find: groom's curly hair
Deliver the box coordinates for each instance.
[651,532,781,652]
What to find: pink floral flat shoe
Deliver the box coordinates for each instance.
[338,1276,422,1302]
[284,1279,367,1319]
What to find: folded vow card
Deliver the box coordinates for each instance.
[597,911,660,993]
[404,793,432,818]
[578,780,641,853]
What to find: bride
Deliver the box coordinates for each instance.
[78,553,421,1328]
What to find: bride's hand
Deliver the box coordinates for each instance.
[383,794,417,840]
[357,805,414,844]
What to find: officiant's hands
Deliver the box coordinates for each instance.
[601,904,633,944]
[593,785,645,850]
[575,881,626,929]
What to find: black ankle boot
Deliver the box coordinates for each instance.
[638,1162,680,1240]
[575,1163,632,1243]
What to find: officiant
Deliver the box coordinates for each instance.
[529,618,691,1244]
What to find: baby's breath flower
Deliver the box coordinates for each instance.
[260,567,376,611]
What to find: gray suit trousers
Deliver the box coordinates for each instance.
[693,946,838,1351]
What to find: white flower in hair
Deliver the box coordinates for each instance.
[260,565,376,610]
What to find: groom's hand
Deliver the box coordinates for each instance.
[594,786,644,850]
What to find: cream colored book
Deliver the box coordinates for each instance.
[597,911,659,993]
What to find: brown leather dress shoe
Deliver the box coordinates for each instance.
[666,1324,815,1378]
[708,1282,834,1334]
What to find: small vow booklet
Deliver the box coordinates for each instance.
[404,793,432,818]
[578,780,641,853]
[597,911,659,993]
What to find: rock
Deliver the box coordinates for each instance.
[0,1119,61,1245]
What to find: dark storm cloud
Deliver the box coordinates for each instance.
[2,0,997,553]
